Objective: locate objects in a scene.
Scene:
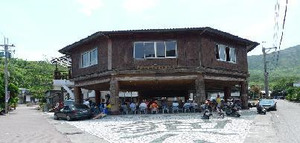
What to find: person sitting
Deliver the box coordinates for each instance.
[93,107,108,120]
[191,100,199,112]
[201,99,211,112]
[183,101,191,113]
[139,100,147,114]
[121,102,128,114]
[150,101,159,114]
[83,99,90,108]
[106,102,112,115]
[172,100,179,113]
[129,102,137,114]
[54,101,64,112]
[161,100,169,114]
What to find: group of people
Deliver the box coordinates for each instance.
[83,99,111,119]
[120,99,200,114]
[121,100,160,114]
[201,95,242,114]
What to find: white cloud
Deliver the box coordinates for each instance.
[77,0,103,16]
[123,0,159,13]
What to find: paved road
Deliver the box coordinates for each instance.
[0,104,70,143]
[245,100,300,143]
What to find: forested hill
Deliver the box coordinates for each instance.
[248,45,300,86]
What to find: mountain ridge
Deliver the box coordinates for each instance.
[248,44,300,86]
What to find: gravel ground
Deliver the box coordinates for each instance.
[63,110,257,143]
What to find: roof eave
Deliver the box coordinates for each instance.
[246,42,260,53]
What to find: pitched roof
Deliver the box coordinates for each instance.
[59,27,259,54]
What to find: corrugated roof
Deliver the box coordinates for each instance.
[59,27,259,54]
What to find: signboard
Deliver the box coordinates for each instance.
[0,51,12,58]
[0,51,4,57]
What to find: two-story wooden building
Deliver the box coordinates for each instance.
[59,27,259,114]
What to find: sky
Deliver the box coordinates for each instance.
[0,0,299,61]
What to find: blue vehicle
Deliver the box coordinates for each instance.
[258,99,277,111]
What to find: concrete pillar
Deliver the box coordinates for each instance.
[224,86,231,102]
[109,78,120,114]
[240,81,248,109]
[195,75,206,105]
[95,90,101,106]
[74,87,83,104]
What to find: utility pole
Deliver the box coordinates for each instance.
[0,37,15,114]
[262,47,269,97]
[262,44,277,98]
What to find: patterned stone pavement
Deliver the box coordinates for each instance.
[65,110,256,143]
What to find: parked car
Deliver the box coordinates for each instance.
[248,99,259,108]
[54,104,92,121]
[258,99,277,111]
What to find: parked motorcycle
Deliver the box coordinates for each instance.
[216,107,225,119]
[202,108,213,119]
[0,109,5,115]
[257,105,267,115]
[224,103,241,117]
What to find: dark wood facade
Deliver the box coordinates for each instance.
[59,27,259,114]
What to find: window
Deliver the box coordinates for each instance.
[90,49,98,65]
[81,52,89,68]
[225,47,230,61]
[215,45,220,59]
[133,41,177,59]
[81,48,98,68]
[230,48,236,62]
[215,44,236,63]
[219,45,226,61]
[144,42,155,58]
[165,41,176,57]
[156,42,165,57]
[134,42,144,59]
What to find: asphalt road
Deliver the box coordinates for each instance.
[0,104,71,143]
[245,100,300,143]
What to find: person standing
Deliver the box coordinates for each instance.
[216,95,221,106]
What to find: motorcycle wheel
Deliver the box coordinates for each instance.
[220,113,224,119]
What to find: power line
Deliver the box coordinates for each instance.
[262,0,288,96]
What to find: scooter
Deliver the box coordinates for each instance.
[216,107,225,119]
[224,104,241,117]
[202,109,213,119]
[257,105,266,115]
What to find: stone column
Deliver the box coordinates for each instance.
[74,87,83,104]
[109,78,120,114]
[224,86,231,102]
[240,81,248,109]
[195,75,206,105]
[95,90,101,106]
